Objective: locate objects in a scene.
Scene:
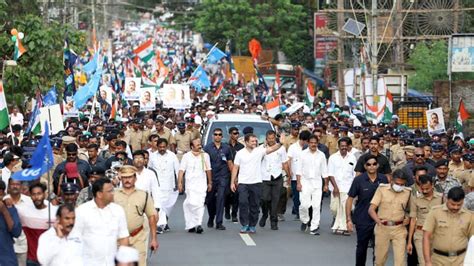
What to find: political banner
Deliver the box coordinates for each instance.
[426,107,446,135]
[124,77,141,101]
[140,87,156,111]
[40,104,64,135]
[162,84,192,109]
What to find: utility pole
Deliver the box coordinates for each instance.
[91,0,96,45]
[337,0,344,105]
[103,0,108,39]
[370,0,378,100]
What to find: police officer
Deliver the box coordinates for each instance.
[326,123,339,155]
[407,175,443,265]
[114,165,158,266]
[76,165,105,206]
[433,159,461,197]
[423,187,474,266]
[283,121,300,150]
[368,169,411,266]
[448,145,464,177]
[454,153,473,191]
[175,121,192,161]
[430,143,445,164]
[346,154,389,266]
[60,183,80,205]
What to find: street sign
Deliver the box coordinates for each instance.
[342,18,365,37]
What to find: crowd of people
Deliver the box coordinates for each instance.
[0,19,473,266]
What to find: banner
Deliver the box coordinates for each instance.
[124,77,141,101]
[162,84,192,109]
[451,35,474,72]
[40,104,64,134]
[426,107,446,135]
[314,12,337,76]
[140,87,156,111]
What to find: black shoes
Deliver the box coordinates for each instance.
[300,222,308,232]
[216,224,226,230]
[196,226,204,234]
[207,219,214,228]
[231,216,238,223]
[310,228,320,235]
[225,210,231,220]
[188,227,196,233]
[271,222,278,230]
[164,224,170,232]
[259,216,267,227]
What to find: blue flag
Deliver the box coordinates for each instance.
[347,95,359,108]
[63,39,78,102]
[83,51,99,75]
[43,86,58,107]
[189,66,210,92]
[13,122,54,181]
[73,69,102,109]
[25,97,41,135]
[207,46,226,64]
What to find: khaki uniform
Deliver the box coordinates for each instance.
[351,137,362,151]
[453,169,473,191]
[408,192,443,265]
[175,131,193,161]
[187,128,200,140]
[370,184,411,266]
[448,161,464,177]
[283,134,298,151]
[325,135,339,155]
[129,129,144,152]
[114,188,155,266]
[423,205,474,265]
[77,147,89,162]
[157,127,176,148]
[142,128,152,149]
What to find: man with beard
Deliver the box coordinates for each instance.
[60,183,80,206]
[16,183,58,266]
[37,204,83,265]
[53,144,91,195]
[433,159,461,197]
[402,146,436,186]
[148,138,180,233]
[355,136,392,179]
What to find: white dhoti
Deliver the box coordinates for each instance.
[330,192,349,231]
[157,189,179,226]
[299,178,323,231]
[183,188,206,230]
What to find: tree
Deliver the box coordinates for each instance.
[407,40,474,92]
[0,5,86,107]
[194,0,311,67]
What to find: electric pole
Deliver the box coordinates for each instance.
[370,0,378,99]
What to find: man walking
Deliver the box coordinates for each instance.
[178,138,212,234]
[225,127,244,222]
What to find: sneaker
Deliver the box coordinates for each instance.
[196,226,204,234]
[277,214,285,221]
[232,216,238,223]
[248,226,257,234]
[300,223,308,232]
[240,225,249,233]
[157,226,164,234]
[310,228,320,235]
[164,224,170,232]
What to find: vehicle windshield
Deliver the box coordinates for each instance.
[204,121,273,146]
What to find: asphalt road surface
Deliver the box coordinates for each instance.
[150,195,393,265]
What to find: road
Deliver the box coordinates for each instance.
[150,195,393,265]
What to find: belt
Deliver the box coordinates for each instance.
[130,225,144,237]
[433,248,466,257]
[416,225,424,231]
[381,220,403,226]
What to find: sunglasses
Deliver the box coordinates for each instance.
[214,133,223,136]
[415,154,424,157]
[365,162,378,166]
[231,132,239,135]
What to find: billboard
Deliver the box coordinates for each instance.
[450,35,474,73]
[314,12,338,76]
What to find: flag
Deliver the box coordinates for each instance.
[25,95,41,135]
[274,71,281,92]
[126,58,142,77]
[347,95,358,108]
[189,65,210,92]
[455,99,470,134]
[13,36,26,61]
[214,81,225,99]
[305,81,315,107]
[0,82,9,130]
[63,39,78,102]
[265,97,280,118]
[83,48,99,75]
[248,39,262,64]
[73,69,102,109]
[254,64,269,92]
[207,46,226,64]
[133,39,154,63]
[13,122,54,181]
[225,40,239,85]
[43,86,58,107]
[382,90,393,123]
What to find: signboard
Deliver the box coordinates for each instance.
[314,12,338,76]
[40,104,64,135]
[426,107,446,135]
[450,35,474,72]
[162,84,192,109]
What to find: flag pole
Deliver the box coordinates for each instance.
[186,42,218,83]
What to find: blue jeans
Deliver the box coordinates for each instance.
[291,180,300,215]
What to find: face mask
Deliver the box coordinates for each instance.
[392,184,404,193]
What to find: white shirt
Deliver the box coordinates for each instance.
[10,113,24,126]
[465,236,474,266]
[37,227,83,266]
[234,146,266,184]
[295,149,328,187]
[135,168,161,209]
[148,150,180,191]
[327,151,357,193]
[74,200,129,266]
[4,194,32,254]
[287,142,304,181]
[261,146,288,181]
[179,151,211,192]
[1,167,11,185]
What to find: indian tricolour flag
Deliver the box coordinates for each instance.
[133,39,154,63]
[14,37,27,61]
[265,97,280,118]
[0,82,9,130]
[382,89,393,123]
[455,99,470,137]
[305,81,315,107]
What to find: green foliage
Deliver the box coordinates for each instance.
[0,10,86,107]
[194,0,311,67]
[407,40,474,92]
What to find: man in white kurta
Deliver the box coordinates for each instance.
[327,137,357,234]
[178,138,212,233]
[296,135,328,235]
[148,138,180,230]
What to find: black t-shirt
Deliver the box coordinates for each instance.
[355,152,392,175]
[347,172,389,225]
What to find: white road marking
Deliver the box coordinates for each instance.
[239,233,256,246]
